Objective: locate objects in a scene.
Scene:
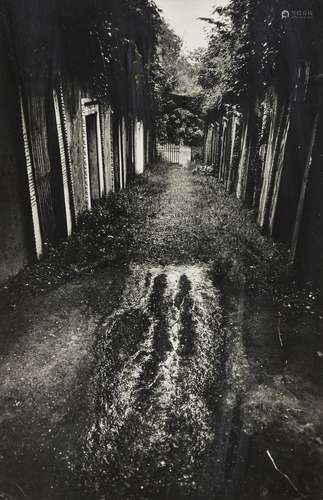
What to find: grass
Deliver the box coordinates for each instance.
[0,169,165,303]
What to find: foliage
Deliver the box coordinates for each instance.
[163,107,204,146]
[0,0,161,106]
[156,20,183,92]
[61,0,161,99]
[198,0,321,111]
[150,19,183,139]
[176,51,203,96]
[0,171,165,298]
[150,18,204,145]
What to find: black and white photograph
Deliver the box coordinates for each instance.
[0,0,322,499]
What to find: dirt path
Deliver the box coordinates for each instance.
[0,165,323,500]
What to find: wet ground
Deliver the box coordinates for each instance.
[1,164,323,500]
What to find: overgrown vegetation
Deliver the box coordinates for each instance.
[0,162,290,303]
[198,0,323,286]
[160,101,204,146]
[0,0,205,144]
[152,16,204,146]
[0,170,165,302]
[0,0,161,122]
[198,0,321,111]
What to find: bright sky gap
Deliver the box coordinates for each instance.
[155,0,228,51]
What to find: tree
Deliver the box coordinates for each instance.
[166,107,204,146]
[150,19,183,141]
[176,51,203,96]
[151,18,204,145]
[198,0,320,112]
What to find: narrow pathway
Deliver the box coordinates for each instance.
[0,165,322,500]
[83,264,224,499]
[81,166,323,500]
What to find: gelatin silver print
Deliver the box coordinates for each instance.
[0,0,322,499]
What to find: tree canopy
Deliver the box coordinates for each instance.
[198,0,322,112]
[151,16,204,145]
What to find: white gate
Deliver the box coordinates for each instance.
[157,143,192,166]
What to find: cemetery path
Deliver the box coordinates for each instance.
[0,165,322,500]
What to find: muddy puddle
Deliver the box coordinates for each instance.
[1,264,322,500]
[79,264,323,500]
